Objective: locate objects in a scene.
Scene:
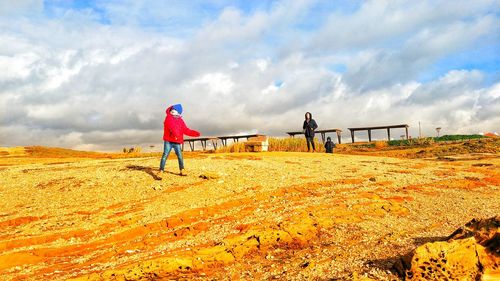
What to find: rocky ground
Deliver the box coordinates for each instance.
[0,144,498,280]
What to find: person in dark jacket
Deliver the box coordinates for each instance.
[325,136,335,153]
[160,104,200,176]
[303,112,318,152]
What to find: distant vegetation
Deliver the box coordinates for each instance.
[346,142,376,149]
[434,134,488,141]
[388,135,488,146]
[122,146,142,154]
[215,134,493,153]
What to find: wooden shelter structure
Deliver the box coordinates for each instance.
[183,134,266,151]
[347,124,409,143]
[183,137,219,151]
[218,134,266,146]
[286,129,342,144]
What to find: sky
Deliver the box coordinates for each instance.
[0,0,499,151]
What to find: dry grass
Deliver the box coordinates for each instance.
[268,137,323,152]
[215,142,246,153]
[216,137,325,153]
[215,137,500,157]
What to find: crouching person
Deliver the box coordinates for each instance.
[159,104,200,176]
[325,136,335,153]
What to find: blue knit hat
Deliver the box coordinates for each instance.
[171,104,183,115]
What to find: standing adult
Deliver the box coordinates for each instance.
[303,112,318,152]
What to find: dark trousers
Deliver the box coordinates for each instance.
[306,137,315,151]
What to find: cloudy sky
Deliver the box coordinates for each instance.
[1,0,499,151]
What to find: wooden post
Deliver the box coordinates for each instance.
[212,139,218,150]
[189,141,195,151]
[181,143,184,151]
[201,140,207,151]
[351,130,355,143]
[387,128,391,141]
[405,127,409,140]
[368,129,372,142]
[321,132,326,144]
[336,130,342,144]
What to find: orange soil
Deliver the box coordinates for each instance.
[0,146,498,280]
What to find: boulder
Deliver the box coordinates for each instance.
[396,216,499,280]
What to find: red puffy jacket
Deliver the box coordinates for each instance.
[163,106,200,143]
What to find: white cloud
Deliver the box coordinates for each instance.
[0,0,498,150]
[486,83,500,99]
[254,58,269,72]
[190,73,234,96]
[0,0,43,17]
[0,52,39,81]
[312,0,499,51]
[261,83,280,95]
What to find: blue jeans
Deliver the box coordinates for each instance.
[159,141,184,171]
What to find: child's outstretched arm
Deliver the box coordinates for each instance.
[181,120,200,137]
[185,128,200,137]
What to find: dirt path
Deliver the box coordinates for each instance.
[0,152,498,280]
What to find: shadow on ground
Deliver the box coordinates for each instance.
[126,165,163,180]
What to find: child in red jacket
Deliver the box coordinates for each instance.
[159,104,200,176]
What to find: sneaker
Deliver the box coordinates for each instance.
[156,170,164,180]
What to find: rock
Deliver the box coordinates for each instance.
[406,238,484,280]
[447,216,499,247]
[472,163,493,167]
[199,172,220,180]
[395,216,499,280]
[193,245,235,268]
[352,271,377,281]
